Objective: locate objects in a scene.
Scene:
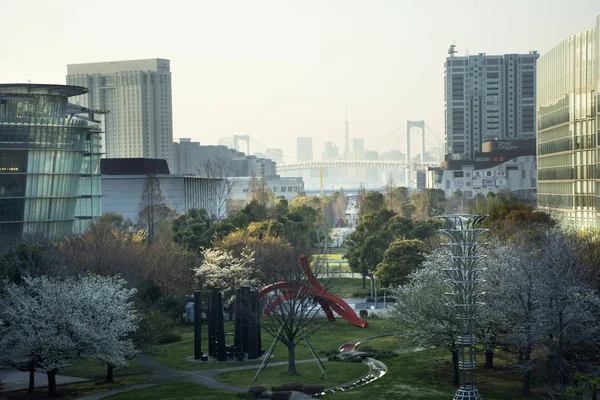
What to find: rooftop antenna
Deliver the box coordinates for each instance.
[448,41,457,57]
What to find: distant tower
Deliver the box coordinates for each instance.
[345,107,349,160]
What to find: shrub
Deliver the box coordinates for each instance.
[359,309,368,318]
[369,312,379,318]
[280,382,304,392]
[271,386,281,392]
[303,385,325,396]
[248,386,267,399]
[272,392,292,400]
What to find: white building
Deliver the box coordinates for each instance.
[445,50,538,160]
[232,176,305,202]
[66,59,174,169]
[100,159,225,223]
[429,139,537,201]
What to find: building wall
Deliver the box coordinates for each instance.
[101,175,224,223]
[172,140,276,177]
[232,176,305,201]
[536,15,599,229]
[0,84,102,238]
[66,59,174,170]
[445,52,538,160]
[297,137,313,161]
[430,155,537,201]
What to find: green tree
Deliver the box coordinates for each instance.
[171,208,211,252]
[374,239,429,287]
[359,191,384,216]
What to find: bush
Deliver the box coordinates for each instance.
[272,392,292,400]
[351,291,369,297]
[248,386,267,399]
[359,309,368,318]
[271,386,281,392]
[280,382,304,392]
[369,312,379,318]
[303,385,325,396]
[157,331,183,344]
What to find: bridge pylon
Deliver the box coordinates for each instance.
[406,120,425,188]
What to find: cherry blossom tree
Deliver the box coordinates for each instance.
[0,275,140,395]
[69,275,139,382]
[194,248,259,306]
[0,277,79,396]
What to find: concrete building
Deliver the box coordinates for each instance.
[297,137,313,162]
[0,84,103,238]
[445,50,538,160]
[232,176,305,202]
[101,158,225,223]
[536,15,600,229]
[172,139,276,177]
[66,59,174,169]
[428,139,537,201]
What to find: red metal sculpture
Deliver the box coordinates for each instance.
[258,255,369,328]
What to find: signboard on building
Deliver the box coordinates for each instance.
[496,179,506,187]
[496,170,505,177]
[485,171,493,177]
[506,165,518,170]
[472,180,483,189]
[453,171,464,178]
[483,179,495,187]
[455,180,464,188]
[473,170,483,178]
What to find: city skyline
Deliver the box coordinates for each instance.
[2,0,599,160]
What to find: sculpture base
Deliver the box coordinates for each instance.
[453,386,482,400]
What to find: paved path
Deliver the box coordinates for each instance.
[1,370,89,392]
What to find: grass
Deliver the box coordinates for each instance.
[216,361,369,389]
[313,253,346,261]
[6,358,151,399]
[328,277,370,298]
[335,344,545,400]
[105,382,239,400]
[153,319,393,371]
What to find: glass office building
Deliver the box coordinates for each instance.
[0,84,103,238]
[537,15,599,229]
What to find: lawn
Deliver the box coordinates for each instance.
[7,359,151,399]
[154,319,393,371]
[215,361,369,389]
[106,382,239,400]
[327,277,370,298]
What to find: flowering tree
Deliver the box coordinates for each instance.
[69,275,139,382]
[0,275,139,395]
[0,277,79,396]
[194,248,258,306]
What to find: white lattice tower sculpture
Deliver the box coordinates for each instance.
[440,215,488,400]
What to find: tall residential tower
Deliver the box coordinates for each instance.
[66,59,174,169]
[537,15,600,229]
[444,51,538,160]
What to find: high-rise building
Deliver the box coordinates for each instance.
[0,84,103,238]
[296,137,313,162]
[66,59,174,169]
[445,50,538,159]
[537,15,600,229]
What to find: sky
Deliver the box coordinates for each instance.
[2,0,599,162]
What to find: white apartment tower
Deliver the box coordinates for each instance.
[66,59,173,169]
[444,51,538,160]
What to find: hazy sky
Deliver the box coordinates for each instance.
[2,1,599,162]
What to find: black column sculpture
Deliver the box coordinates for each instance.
[247,289,259,359]
[193,290,202,359]
[234,287,243,355]
[215,289,227,361]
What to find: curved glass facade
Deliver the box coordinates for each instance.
[0,84,102,238]
[536,15,600,229]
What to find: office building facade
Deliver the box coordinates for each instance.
[536,15,600,229]
[0,84,103,238]
[296,137,313,162]
[66,59,174,169]
[445,51,538,160]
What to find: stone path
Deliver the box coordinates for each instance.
[1,370,89,392]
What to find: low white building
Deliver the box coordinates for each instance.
[101,158,225,223]
[231,176,305,201]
